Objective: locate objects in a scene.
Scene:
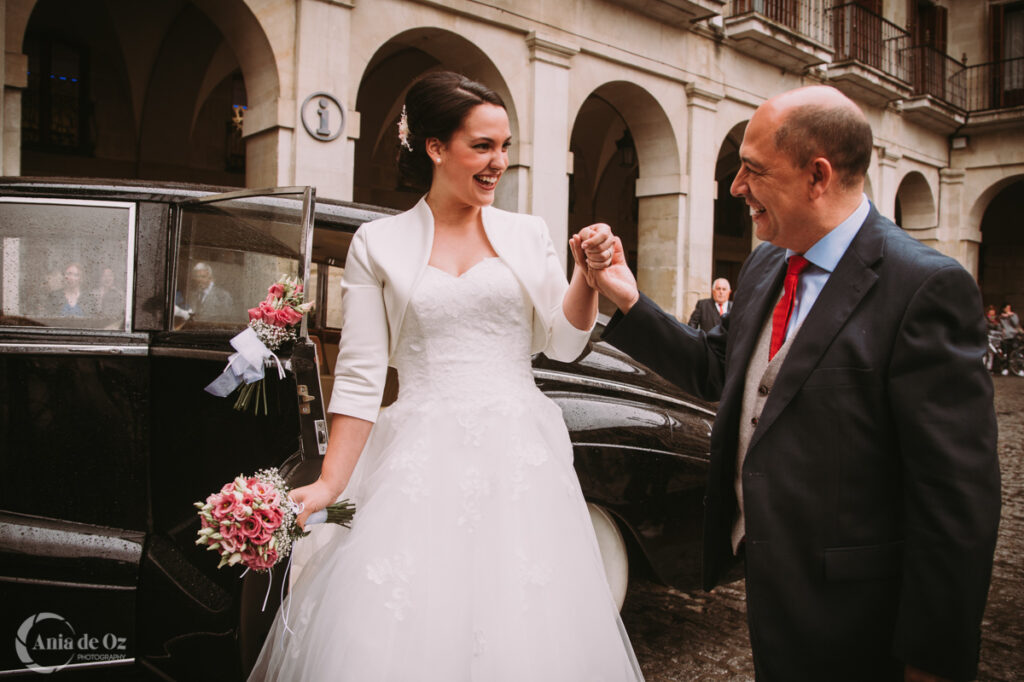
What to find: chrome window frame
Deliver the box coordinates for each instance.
[0,196,138,337]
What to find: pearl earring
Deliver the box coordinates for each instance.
[434,158,441,164]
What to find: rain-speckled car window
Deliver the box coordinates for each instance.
[174,193,305,331]
[0,199,133,330]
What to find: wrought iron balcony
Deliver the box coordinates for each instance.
[947,56,1024,132]
[825,2,912,104]
[723,0,833,72]
[953,57,1024,112]
[898,45,968,132]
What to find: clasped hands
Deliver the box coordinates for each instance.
[569,223,640,313]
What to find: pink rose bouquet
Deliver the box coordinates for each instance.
[246,274,313,353]
[231,275,314,413]
[194,467,354,572]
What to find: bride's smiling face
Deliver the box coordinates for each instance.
[428,103,511,208]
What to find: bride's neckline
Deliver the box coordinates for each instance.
[426,257,500,280]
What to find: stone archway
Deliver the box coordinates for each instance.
[569,81,680,314]
[976,176,1024,309]
[712,121,752,292]
[353,28,518,212]
[894,170,937,230]
[16,0,278,187]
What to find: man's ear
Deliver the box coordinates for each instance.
[808,157,834,199]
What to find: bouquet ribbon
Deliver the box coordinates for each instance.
[204,327,286,397]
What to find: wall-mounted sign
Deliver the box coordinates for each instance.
[300,92,344,142]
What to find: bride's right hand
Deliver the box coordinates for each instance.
[290,478,343,529]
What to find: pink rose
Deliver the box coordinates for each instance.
[239,516,262,538]
[250,480,272,498]
[248,307,263,321]
[249,547,278,571]
[257,506,283,531]
[219,534,242,554]
[252,525,274,546]
[211,493,237,520]
[220,482,236,495]
[241,545,277,571]
[279,307,303,326]
[268,283,285,298]
[232,503,252,522]
[262,308,279,325]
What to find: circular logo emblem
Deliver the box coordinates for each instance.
[15,612,76,673]
[300,92,344,142]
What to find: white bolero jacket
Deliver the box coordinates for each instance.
[327,197,592,422]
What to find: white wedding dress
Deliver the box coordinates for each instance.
[249,257,644,681]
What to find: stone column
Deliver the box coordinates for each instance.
[939,168,972,272]
[2,55,28,176]
[636,180,687,318]
[876,146,901,221]
[681,83,723,320]
[289,0,355,200]
[526,32,578,269]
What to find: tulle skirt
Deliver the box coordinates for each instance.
[248,389,644,681]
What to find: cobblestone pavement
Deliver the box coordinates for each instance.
[621,376,1024,681]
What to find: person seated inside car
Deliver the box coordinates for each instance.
[183,262,235,322]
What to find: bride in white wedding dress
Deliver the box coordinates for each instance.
[248,71,644,682]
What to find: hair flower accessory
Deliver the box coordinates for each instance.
[397,105,412,152]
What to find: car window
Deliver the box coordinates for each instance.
[174,191,309,331]
[0,198,134,330]
[311,262,345,329]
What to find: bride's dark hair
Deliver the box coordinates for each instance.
[397,71,506,191]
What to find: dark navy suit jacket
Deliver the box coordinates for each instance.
[604,205,1000,681]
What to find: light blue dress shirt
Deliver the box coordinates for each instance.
[783,194,870,341]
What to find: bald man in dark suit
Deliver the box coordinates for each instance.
[574,86,1000,682]
[688,278,732,331]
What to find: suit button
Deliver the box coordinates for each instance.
[750,416,759,426]
[758,384,769,396]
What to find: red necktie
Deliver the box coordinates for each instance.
[718,303,725,315]
[769,255,810,360]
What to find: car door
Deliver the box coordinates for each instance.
[0,195,144,676]
[142,186,328,679]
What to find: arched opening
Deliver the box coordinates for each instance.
[353,29,518,212]
[893,171,936,230]
[712,121,752,291]
[18,0,276,186]
[978,177,1024,310]
[569,94,638,277]
[569,82,680,314]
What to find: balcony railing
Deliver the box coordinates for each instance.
[729,0,831,47]
[951,57,1024,112]
[827,2,911,83]
[902,45,967,110]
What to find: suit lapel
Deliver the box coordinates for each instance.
[746,209,886,455]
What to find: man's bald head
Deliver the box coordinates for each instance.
[763,86,873,191]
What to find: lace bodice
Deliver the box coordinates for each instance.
[390,257,536,403]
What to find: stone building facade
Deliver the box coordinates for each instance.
[1,0,1021,316]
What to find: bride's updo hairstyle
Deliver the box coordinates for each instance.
[397,71,506,192]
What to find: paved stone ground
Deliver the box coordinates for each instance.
[621,376,1024,681]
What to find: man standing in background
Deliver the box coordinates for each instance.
[688,277,732,331]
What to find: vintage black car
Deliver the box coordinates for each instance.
[0,178,715,679]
